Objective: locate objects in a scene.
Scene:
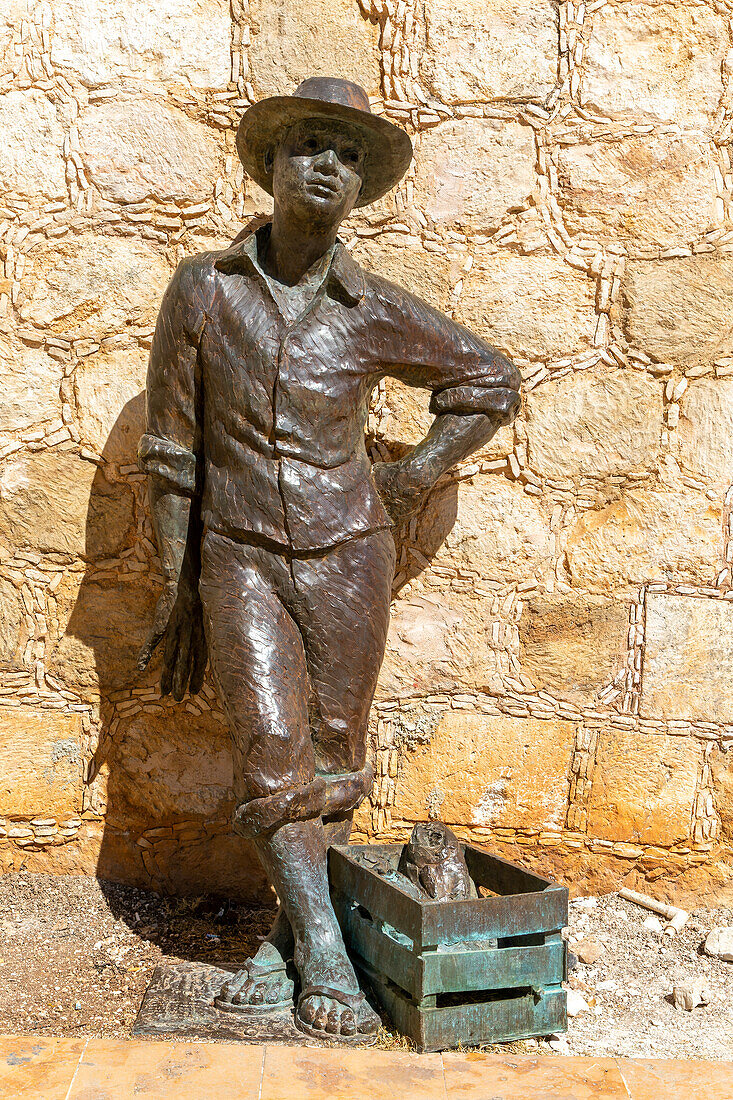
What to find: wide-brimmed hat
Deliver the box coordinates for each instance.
[236,77,413,208]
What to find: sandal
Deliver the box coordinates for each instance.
[295,984,378,1044]
[214,958,294,1015]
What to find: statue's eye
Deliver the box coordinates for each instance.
[344,148,360,164]
[303,138,318,153]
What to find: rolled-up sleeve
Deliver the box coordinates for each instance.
[367,275,521,415]
[138,258,209,495]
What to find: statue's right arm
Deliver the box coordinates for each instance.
[136,258,209,699]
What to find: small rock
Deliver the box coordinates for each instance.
[74,1001,82,1010]
[575,938,605,965]
[704,927,733,963]
[596,979,618,993]
[672,978,713,1011]
[643,915,664,934]
[547,1034,570,1054]
[566,988,591,1017]
[572,897,598,911]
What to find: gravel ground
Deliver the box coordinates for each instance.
[562,892,733,1062]
[1,872,732,1059]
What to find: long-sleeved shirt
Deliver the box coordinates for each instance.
[139,224,520,552]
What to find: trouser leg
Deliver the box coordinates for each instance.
[291,528,396,778]
[198,532,315,805]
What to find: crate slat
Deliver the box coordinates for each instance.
[423,940,565,997]
[361,961,567,1053]
[420,887,568,947]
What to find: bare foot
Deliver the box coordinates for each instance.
[216,907,295,1012]
[294,934,379,1040]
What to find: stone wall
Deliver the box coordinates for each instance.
[1,0,732,905]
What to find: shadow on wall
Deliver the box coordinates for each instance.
[62,395,458,907]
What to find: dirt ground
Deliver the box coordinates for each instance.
[1,872,732,1060]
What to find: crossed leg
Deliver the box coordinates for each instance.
[199,529,394,1039]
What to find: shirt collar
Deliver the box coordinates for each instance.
[214,222,365,306]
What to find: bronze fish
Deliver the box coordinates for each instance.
[397,822,474,901]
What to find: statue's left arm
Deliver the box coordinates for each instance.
[136,258,209,698]
[370,287,521,523]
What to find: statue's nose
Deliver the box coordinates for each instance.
[315,147,339,173]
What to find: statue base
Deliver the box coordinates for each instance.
[132,961,305,1043]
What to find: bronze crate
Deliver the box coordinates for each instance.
[329,842,568,1052]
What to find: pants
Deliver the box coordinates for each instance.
[198,527,396,837]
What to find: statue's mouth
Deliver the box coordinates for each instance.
[307,176,341,195]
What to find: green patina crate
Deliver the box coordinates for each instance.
[329,842,568,1053]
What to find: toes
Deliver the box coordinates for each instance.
[221,971,252,1003]
[250,982,266,1005]
[325,1007,340,1034]
[299,995,320,1025]
[297,993,376,1037]
[312,1001,329,1032]
[268,977,292,1004]
[340,1008,357,1036]
[357,1002,380,1035]
[231,980,254,1005]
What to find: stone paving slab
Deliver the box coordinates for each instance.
[1,1034,732,1099]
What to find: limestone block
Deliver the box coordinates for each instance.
[378,590,504,699]
[96,826,268,900]
[557,133,717,248]
[351,234,462,313]
[0,706,84,817]
[18,233,172,340]
[105,711,233,822]
[586,728,700,846]
[458,252,596,361]
[0,89,66,201]
[397,712,574,830]
[623,258,733,369]
[0,578,26,667]
[710,745,733,843]
[78,100,222,204]
[0,1,25,82]
[672,379,733,494]
[380,380,436,449]
[420,474,554,584]
[419,0,558,105]
[413,120,536,233]
[48,576,159,694]
[0,452,134,561]
[73,343,148,464]
[583,2,726,130]
[641,594,733,724]
[566,488,722,593]
[249,0,381,99]
[0,332,62,434]
[519,593,628,704]
[50,0,231,90]
[526,369,663,480]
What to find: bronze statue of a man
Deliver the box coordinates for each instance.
[137,77,520,1042]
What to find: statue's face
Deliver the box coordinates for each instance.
[271,118,366,226]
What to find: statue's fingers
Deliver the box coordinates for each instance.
[136,627,165,672]
[160,624,179,697]
[171,626,192,702]
[189,620,208,696]
[160,655,174,698]
[163,614,180,671]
